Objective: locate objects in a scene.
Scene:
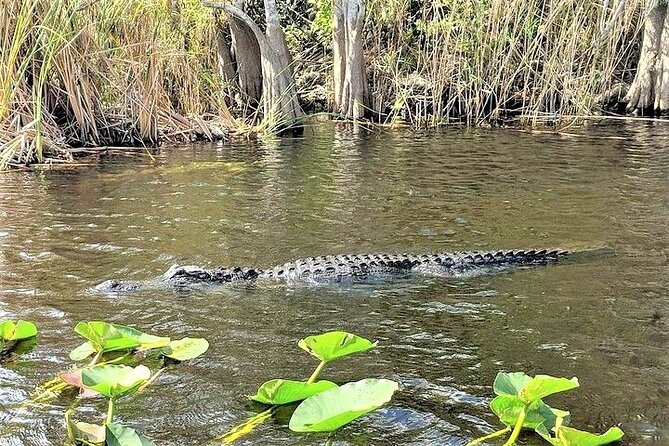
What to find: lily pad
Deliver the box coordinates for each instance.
[250,379,338,405]
[70,321,169,361]
[59,369,100,398]
[160,337,209,361]
[81,364,151,399]
[106,423,156,446]
[491,394,570,430]
[298,331,377,363]
[494,372,579,404]
[0,320,38,341]
[537,425,624,446]
[289,378,398,432]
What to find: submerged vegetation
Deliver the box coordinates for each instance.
[0,0,656,167]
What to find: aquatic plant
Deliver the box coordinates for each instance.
[34,321,208,407]
[66,364,157,445]
[0,320,38,357]
[61,323,210,445]
[222,331,397,443]
[467,372,624,446]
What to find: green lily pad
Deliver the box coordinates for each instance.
[70,321,170,361]
[250,379,338,405]
[298,331,377,363]
[537,425,624,446]
[289,378,398,432]
[81,364,151,399]
[160,337,209,361]
[491,395,570,430]
[0,320,38,341]
[106,423,156,446]
[494,372,579,403]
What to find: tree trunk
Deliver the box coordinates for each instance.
[214,16,236,84]
[206,1,303,131]
[228,0,263,106]
[626,1,669,114]
[333,0,369,120]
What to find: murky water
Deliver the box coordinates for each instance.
[0,122,668,445]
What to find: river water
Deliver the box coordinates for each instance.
[0,122,667,445]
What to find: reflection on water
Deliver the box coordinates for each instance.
[0,122,668,445]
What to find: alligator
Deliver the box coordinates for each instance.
[94,249,569,293]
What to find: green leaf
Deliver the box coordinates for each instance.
[81,365,151,399]
[521,375,579,403]
[70,342,97,361]
[160,337,209,361]
[0,320,38,341]
[537,425,624,446]
[491,395,570,430]
[494,372,532,396]
[493,372,579,404]
[71,321,170,360]
[289,378,398,432]
[106,423,156,446]
[250,379,337,405]
[298,331,377,362]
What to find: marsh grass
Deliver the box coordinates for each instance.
[365,0,644,126]
[0,0,232,169]
[0,0,648,168]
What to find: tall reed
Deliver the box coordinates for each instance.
[365,0,644,126]
[0,0,228,169]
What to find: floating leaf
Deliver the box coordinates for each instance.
[82,365,151,399]
[250,379,337,405]
[494,372,533,396]
[59,370,100,398]
[0,320,38,341]
[106,423,156,446]
[70,321,169,360]
[521,375,579,403]
[491,395,570,430]
[493,372,579,404]
[160,337,209,361]
[298,331,376,363]
[289,378,398,432]
[536,425,624,446]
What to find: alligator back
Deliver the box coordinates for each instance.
[260,249,568,282]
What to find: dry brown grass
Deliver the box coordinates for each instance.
[0,0,235,169]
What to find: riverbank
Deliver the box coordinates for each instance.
[0,0,648,168]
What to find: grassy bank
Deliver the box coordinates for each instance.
[0,0,646,168]
[0,0,232,169]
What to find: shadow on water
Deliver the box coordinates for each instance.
[0,121,668,445]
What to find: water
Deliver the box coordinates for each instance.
[0,122,667,445]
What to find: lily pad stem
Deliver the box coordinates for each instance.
[139,367,164,393]
[89,350,103,367]
[307,360,327,384]
[106,398,115,425]
[465,427,511,446]
[502,406,526,446]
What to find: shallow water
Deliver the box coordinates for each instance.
[0,122,668,445]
